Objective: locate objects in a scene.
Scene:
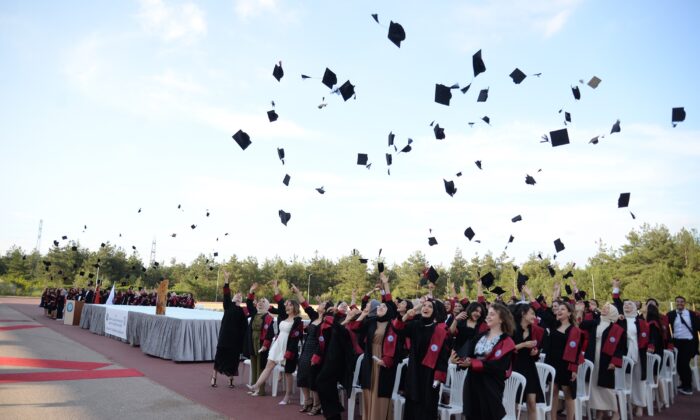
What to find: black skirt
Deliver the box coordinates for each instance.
[214,346,240,377]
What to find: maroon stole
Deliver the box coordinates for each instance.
[562,325,583,372]
[470,336,516,378]
[477,321,489,334]
[381,326,399,368]
[421,323,449,382]
[637,318,650,349]
[602,323,625,367]
[347,325,364,355]
[531,324,545,348]
[311,315,334,365]
[285,319,304,360]
[260,314,273,348]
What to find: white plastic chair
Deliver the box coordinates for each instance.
[533,362,555,420]
[538,353,546,363]
[438,367,469,420]
[660,350,675,407]
[440,363,458,402]
[242,359,252,385]
[645,352,662,416]
[391,358,409,420]
[575,360,594,420]
[502,372,526,420]
[691,355,700,391]
[614,356,635,420]
[271,363,286,396]
[346,354,365,419]
[672,347,680,395]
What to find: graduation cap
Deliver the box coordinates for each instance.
[171,233,177,238]
[378,262,385,273]
[477,88,489,102]
[456,172,462,177]
[278,209,291,226]
[71,246,78,251]
[572,86,581,100]
[206,210,210,217]
[277,147,285,164]
[322,68,337,89]
[618,192,630,208]
[357,153,368,165]
[435,84,452,106]
[141,267,147,272]
[509,68,526,84]
[554,238,565,253]
[282,174,290,186]
[232,130,252,150]
[424,266,440,284]
[464,227,476,241]
[388,131,395,146]
[460,83,471,94]
[387,21,405,47]
[138,208,142,213]
[315,186,325,194]
[512,215,522,223]
[491,286,506,296]
[338,80,355,101]
[88,280,94,286]
[475,160,482,170]
[428,237,438,246]
[267,110,278,122]
[153,261,160,267]
[482,116,490,125]
[547,265,556,277]
[191,224,197,230]
[550,128,570,147]
[610,119,621,134]
[213,252,219,257]
[272,62,283,82]
[433,124,445,139]
[588,76,601,89]
[61,235,68,240]
[630,211,636,220]
[525,175,536,185]
[589,136,600,145]
[564,112,571,124]
[385,153,392,166]
[444,179,457,197]
[672,107,686,126]
[564,284,573,295]
[88,273,95,279]
[480,272,495,288]
[507,235,515,244]
[472,49,486,77]
[400,144,412,153]
[52,240,59,247]
[517,272,529,290]
[42,260,51,266]
[563,270,574,279]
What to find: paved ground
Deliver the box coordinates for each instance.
[1,296,698,420]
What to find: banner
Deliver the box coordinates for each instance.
[104,306,128,340]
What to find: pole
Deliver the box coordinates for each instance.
[215,268,220,303]
[307,274,312,301]
[591,271,596,300]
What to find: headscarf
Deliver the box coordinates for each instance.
[368,299,380,318]
[600,303,619,326]
[623,300,638,318]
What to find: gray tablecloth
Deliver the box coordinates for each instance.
[79,304,221,362]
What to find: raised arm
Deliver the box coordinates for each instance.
[246,282,258,316]
[611,278,623,315]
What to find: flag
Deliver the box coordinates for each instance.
[105,284,116,306]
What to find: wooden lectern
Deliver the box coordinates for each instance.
[156,279,169,315]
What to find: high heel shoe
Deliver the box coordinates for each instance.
[228,377,235,388]
[210,375,217,388]
[299,402,313,413]
[307,405,322,416]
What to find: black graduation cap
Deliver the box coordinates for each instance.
[480,272,495,288]
[472,49,486,77]
[491,286,506,296]
[206,210,210,217]
[61,235,68,240]
[267,110,278,122]
[232,130,252,150]
[460,83,471,94]
[507,235,514,244]
[88,273,94,279]
[672,107,686,126]
[618,192,630,208]
[610,119,621,134]
[52,240,59,247]
[425,266,439,284]
[550,128,570,147]
[630,211,636,220]
[517,272,529,289]
[357,153,368,165]
[272,62,283,82]
[477,88,489,102]
[554,238,565,253]
[43,260,51,266]
[213,252,219,257]
[338,80,355,101]
[279,209,291,226]
[482,116,490,125]
[433,124,445,140]
[564,284,573,295]
[88,280,94,286]
[315,186,325,194]
[572,86,581,100]
[387,21,405,47]
[138,208,142,213]
[563,271,574,279]
[475,160,482,169]
[277,147,285,164]
[512,215,522,223]
[443,179,457,197]
[456,172,462,177]
[525,175,536,185]
[385,153,392,166]
[378,262,385,273]
[435,84,452,106]
[388,131,395,146]
[71,246,78,251]
[322,68,337,89]
[190,224,197,230]
[428,236,438,246]
[588,76,601,89]
[510,68,526,84]
[564,112,571,124]
[283,174,290,186]
[589,136,600,145]
[153,261,160,267]
[464,227,475,241]
[141,267,147,272]
[171,233,177,238]
[547,265,556,277]
[400,144,412,153]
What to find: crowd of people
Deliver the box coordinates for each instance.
[211,271,700,420]
[39,285,196,319]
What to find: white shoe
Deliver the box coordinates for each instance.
[278,399,289,405]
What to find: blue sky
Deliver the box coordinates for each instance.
[1,0,699,269]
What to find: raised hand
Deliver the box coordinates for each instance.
[522,285,533,298]
[223,270,231,283]
[249,282,258,293]
[271,279,279,294]
[379,272,389,284]
[612,278,621,289]
[291,283,299,294]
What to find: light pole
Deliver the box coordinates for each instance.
[307,274,312,300]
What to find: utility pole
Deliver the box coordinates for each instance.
[307,274,312,301]
[149,238,157,267]
[31,219,43,280]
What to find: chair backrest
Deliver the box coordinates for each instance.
[448,368,469,407]
[693,355,700,369]
[535,362,556,409]
[672,347,679,370]
[352,354,364,387]
[538,353,546,363]
[577,359,594,399]
[391,358,409,398]
[615,355,634,392]
[647,353,661,384]
[662,349,674,379]
[503,371,526,420]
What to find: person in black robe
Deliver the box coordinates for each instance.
[456,302,517,420]
[450,301,487,351]
[392,298,450,420]
[211,271,247,388]
[510,301,545,420]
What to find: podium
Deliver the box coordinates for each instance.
[63,300,84,326]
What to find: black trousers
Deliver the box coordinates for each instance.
[673,339,695,390]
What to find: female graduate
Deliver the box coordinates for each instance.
[544,300,584,420]
[450,301,487,352]
[392,297,450,420]
[510,299,545,420]
[242,282,275,396]
[455,302,517,420]
[211,270,248,388]
[347,273,399,420]
[247,280,304,405]
[581,302,626,420]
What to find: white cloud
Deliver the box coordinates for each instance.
[137,0,207,43]
[234,0,280,18]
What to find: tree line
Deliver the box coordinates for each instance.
[1,224,698,311]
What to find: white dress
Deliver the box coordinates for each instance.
[267,319,293,364]
[626,318,646,407]
[590,322,618,412]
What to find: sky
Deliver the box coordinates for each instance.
[1,0,699,270]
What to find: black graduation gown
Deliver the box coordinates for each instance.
[582,318,627,388]
[316,317,355,420]
[462,333,516,420]
[213,285,247,376]
[354,302,400,398]
[647,320,664,357]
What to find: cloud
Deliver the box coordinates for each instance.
[137,0,207,43]
[234,0,280,19]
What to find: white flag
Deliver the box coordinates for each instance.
[105,284,116,305]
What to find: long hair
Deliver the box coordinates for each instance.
[511,303,533,327]
[558,301,576,326]
[287,299,301,316]
[646,303,660,323]
[465,301,485,323]
[491,302,516,336]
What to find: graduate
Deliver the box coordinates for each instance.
[242,282,275,396]
[210,270,248,388]
[455,302,517,420]
[510,297,545,420]
[450,301,487,351]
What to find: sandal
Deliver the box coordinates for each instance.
[299,402,313,413]
[210,375,217,388]
[307,405,322,416]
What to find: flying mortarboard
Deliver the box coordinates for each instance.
[388,131,395,146]
[550,128,570,147]
[472,50,486,77]
[387,21,406,47]
[554,238,565,253]
[564,112,571,124]
[547,265,556,277]
[315,186,325,194]
[510,68,526,84]
[610,119,621,134]
[572,86,581,100]
[359,258,368,264]
[477,88,489,103]
[71,246,78,251]
[443,179,457,197]
[425,266,440,284]
[232,130,252,150]
[464,227,475,241]
[563,271,574,279]
[272,62,284,82]
[428,237,438,246]
[480,272,495,288]
[491,286,506,296]
[433,124,445,139]
[385,153,392,166]
[378,262,385,273]
[277,147,285,164]
[475,160,482,169]
[618,192,630,208]
[482,116,490,124]
[525,175,536,185]
[564,284,573,295]
[278,210,291,226]
[587,76,601,89]
[338,81,355,101]
[322,68,337,89]
[357,153,368,165]
[517,272,529,289]
[435,84,452,106]
[267,110,278,122]
[460,83,471,94]
[283,174,291,186]
[672,107,686,126]
[512,215,522,223]
[62,235,68,240]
